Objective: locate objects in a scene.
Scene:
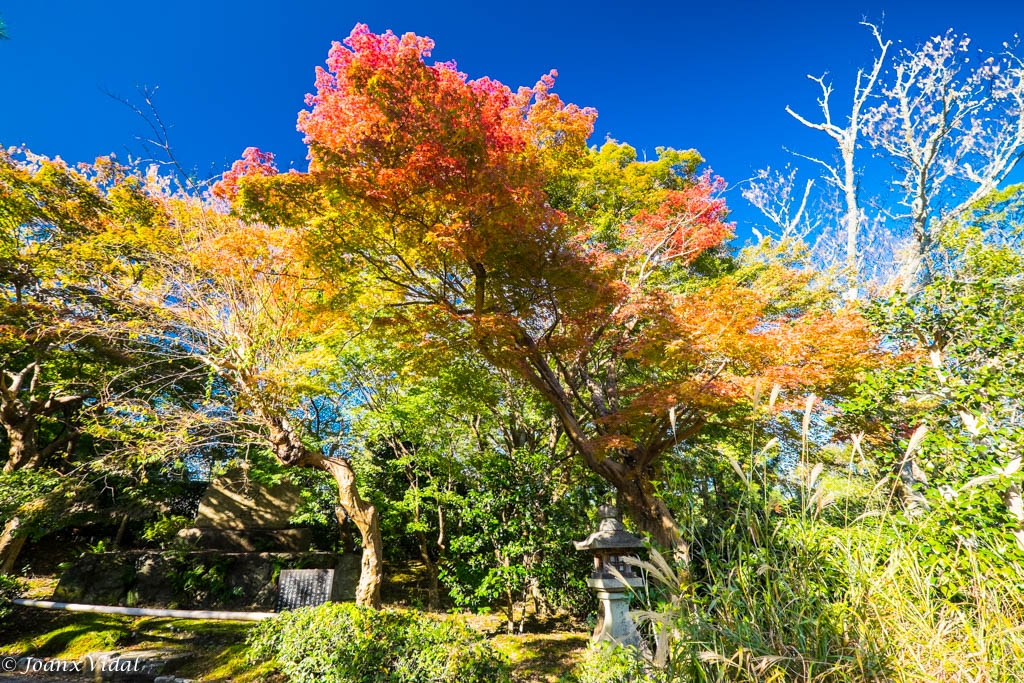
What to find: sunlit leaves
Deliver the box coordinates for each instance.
[216,24,877,539]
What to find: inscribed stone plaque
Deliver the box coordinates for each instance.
[275,568,335,611]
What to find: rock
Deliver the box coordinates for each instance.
[331,552,360,602]
[174,527,312,552]
[52,555,134,605]
[193,466,303,531]
[88,649,191,683]
[131,557,175,606]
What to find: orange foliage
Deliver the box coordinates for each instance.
[217,25,878,525]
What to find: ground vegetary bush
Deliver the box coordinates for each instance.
[565,643,662,683]
[0,574,21,619]
[642,521,1024,682]
[247,603,511,683]
[140,515,192,548]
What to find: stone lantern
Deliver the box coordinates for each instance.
[574,504,646,649]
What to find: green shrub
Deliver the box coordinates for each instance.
[566,643,660,683]
[0,574,22,619]
[140,515,191,548]
[626,514,1024,682]
[247,602,512,683]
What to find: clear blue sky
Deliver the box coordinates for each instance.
[2,0,1023,231]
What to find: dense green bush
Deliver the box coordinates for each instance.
[247,603,511,683]
[0,574,22,619]
[565,643,660,683]
[140,514,191,548]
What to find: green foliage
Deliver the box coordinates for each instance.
[843,237,1024,596]
[0,469,63,520]
[140,515,191,548]
[554,140,703,246]
[659,520,1024,681]
[0,574,22,619]
[351,342,598,620]
[438,445,594,624]
[623,446,1024,682]
[0,468,98,548]
[247,603,511,683]
[564,643,658,683]
[289,468,346,551]
[86,539,110,554]
[664,524,888,680]
[171,556,244,605]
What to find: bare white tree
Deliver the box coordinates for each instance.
[779,22,891,295]
[864,31,1024,292]
[750,27,1024,296]
[741,166,818,242]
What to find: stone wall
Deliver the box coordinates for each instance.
[53,551,361,610]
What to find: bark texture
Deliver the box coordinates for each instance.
[0,517,27,574]
[263,413,383,608]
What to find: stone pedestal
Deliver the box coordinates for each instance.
[53,550,361,609]
[588,577,644,649]
[53,466,360,611]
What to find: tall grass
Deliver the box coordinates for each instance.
[621,406,1024,683]
[637,528,1024,682]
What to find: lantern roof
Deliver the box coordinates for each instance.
[574,504,645,552]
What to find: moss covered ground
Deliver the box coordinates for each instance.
[0,575,590,681]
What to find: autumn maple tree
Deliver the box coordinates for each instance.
[89,180,389,606]
[0,151,143,573]
[222,24,875,548]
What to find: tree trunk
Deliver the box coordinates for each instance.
[0,516,27,575]
[335,507,358,553]
[1,415,36,474]
[896,456,929,514]
[899,215,932,295]
[323,457,383,609]
[615,474,682,550]
[842,140,861,291]
[263,413,383,608]
[114,514,130,549]
[528,574,547,619]
[0,420,37,574]
[1,362,81,475]
[511,340,686,551]
[1004,484,1024,551]
[415,528,440,611]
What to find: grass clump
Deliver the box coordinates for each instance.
[0,574,21,620]
[563,643,661,683]
[638,523,1024,682]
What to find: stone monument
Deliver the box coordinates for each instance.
[275,568,337,611]
[175,465,312,552]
